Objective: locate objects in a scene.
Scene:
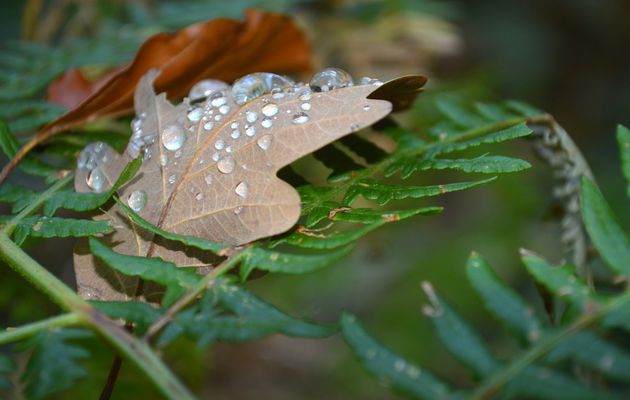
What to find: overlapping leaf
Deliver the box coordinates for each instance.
[73,70,424,300]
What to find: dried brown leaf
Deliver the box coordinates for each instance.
[73,70,426,301]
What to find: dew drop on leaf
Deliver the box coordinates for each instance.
[210,93,227,107]
[262,103,279,117]
[217,157,235,174]
[231,72,294,105]
[363,104,371,111]
[257,135,272,150]
[309,67,353,92]
[292,112,309,124]
[203,121,214,131]
[204,174,212,185]
[219,105,230,114]
[261,118,273,128]
[246,111,258,123]
[245,125,256,137]
[301,102,311,111]
[214,139,225,150]
[231,129,241,139]
[86,167,105,192]
[127,190,147,212]
[187,107,203,122]
[161,125,186,151]
[168,174,176,184]
[189,79,229,101]
[235,181,249,198]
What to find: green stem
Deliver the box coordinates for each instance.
[2,174,73,236]
[0,313,82,345]
[144,250,246,340]
[471,292,630,400]
[0,233,195,400]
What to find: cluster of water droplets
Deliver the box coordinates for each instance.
[77,142,110,192]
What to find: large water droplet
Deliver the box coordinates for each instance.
[257,135,272,150]
[219,105,230,114]
[127,190,147,212]
[301,102,311,111]
[235,182,249,198]
[217,157,235,174]
[246,111,258,123]
[292,112,309,124]
[210,93,227,107]
[232,73,294,105]
[187,107,203,122]
[262,103,279,117]
[309,68,353,92]
[189,79,229,101]
[261,118,273,128]
[162,125,186,151]
[87,167,105,192]
[245,125,256,137]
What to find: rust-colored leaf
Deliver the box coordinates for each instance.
[73,69,426,301]
[0,9,311,184]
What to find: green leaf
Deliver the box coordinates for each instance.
[547,331,630,382]
[430,122,531,157]
[344,177,496,206]
[423,292,498,377]
[384,127,426,151]
[436,98,484,129]
[341,313,452,400]
[0,353,14,390]
[159,280,336,348]
[617,125,630,198]
[521,251,592,308]
[330,206,444,224]
[580,176,630,275]
[0,119,56,177]
[507,366,614,400]
[13,216,113,239]
[504,100,543,117]
[386,155,530,179]
[466,253,544,343]
[474,102,517,122]
[273,222,384,250]
[20,329,91,400]
[91,300,161,334]
[242,245,353,274]
[115,196,225,255]
[43,157,141,216]
[0,183,36,207]
[89,237,199,306]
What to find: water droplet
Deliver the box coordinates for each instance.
[292,112,309,124]
[219,105,230,114]
[309,67,353,92]
[205,174,212,185]
[234,206,243,215]
[231,129,241,139]
[168,174,176,184]
[360,76,383,86]
[160,154,168,166]
[87,168,105,192]
[214,139,225,150]
[406,366,420,379]
[257,135,272,150]
[214,114,222,122]
[187,107,203,122]
[394,359,406,372]
[350,123,360,132]
[203,121,214,131]
[299,90,312,101]
[212,152,220,162]
[162,125,186,151]
[127,190,147,212]
[246,111,258,123]
[301,103,311,111]
[230,121,239,129]
[217,157,235,174]
[174,149,182,158]
[78,141,108,170]
[235,181,249,198]
[195,192,203,201]
[262,103,279,117]
[210,93,227,107]
[363,104,371,111]
[245,125,256,137]
[189,79,229,101]
[271,87,285,99]
[231,73,294,105]
[261,118,273,128]
[225,146,233,153]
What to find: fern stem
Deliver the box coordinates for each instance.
[144,250,247,340]
[471,292,630,400]
[0,313,82,345]
[1,173,73,236]
[0,232,196,400]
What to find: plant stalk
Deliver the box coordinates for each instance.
[0,312,82,345]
